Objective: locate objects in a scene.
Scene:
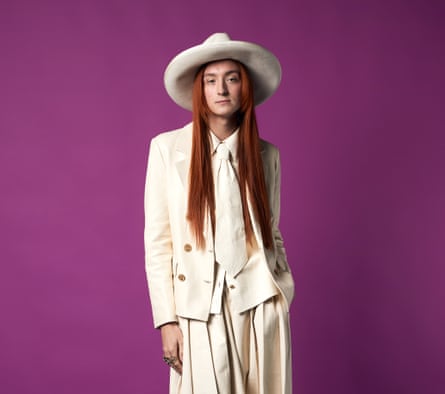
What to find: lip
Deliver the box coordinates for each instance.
[215,100,231,104]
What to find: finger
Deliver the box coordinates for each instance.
[172,360,183,375]
[178,335,184,363]
[164,356,182,375]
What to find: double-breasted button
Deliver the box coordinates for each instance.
[184,243,192,252]
[178,274,186,281]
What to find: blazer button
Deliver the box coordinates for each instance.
[184,243,192,252]
[178,274,186,281]
[229,284,236,290]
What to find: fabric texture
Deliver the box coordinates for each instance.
[170,290,292,394]
[214,142,248,277]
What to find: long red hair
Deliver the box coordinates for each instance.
[186,61,273,250]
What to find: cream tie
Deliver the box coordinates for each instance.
[214,142,248,277]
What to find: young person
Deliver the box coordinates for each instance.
[144,33,294,393]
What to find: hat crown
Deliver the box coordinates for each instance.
[203,32,231,45]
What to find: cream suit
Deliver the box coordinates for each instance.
[144,122,294,329]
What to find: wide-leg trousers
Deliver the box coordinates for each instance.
[169,288,292,394]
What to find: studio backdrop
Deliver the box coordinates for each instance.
[1,0,444,393]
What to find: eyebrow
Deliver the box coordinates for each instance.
[203,70,240,77]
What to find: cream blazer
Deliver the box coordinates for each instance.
[144,123,294,328]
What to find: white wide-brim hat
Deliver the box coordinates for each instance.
[164,33,282,111]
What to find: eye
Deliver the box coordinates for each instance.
[227,76,240,83]
[205,78,216,84]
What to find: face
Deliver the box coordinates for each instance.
[202,60,242,121]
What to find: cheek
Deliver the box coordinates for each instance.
[234,87,242,102]
[204,86,214,100]
[203,88,211,105]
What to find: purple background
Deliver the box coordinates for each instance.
[1,0,444,393]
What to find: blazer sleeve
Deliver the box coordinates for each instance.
[271,149,291,272]
[144,137,177,328]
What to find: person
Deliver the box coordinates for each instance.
[144,32,295,394]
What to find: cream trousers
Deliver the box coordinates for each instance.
[169,288,292,394]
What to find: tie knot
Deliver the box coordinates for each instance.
[216,143,231,161]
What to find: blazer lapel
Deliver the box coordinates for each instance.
[172,123,215,247]
[174,123,193,189]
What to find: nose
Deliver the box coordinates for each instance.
[217,79,228,95]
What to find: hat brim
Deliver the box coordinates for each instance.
[164,39,282,111]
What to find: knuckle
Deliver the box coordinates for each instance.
[162,346,170,355]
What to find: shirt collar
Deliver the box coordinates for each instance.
[210,128,240,160]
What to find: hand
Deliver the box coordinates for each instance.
[160,322,183,375]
